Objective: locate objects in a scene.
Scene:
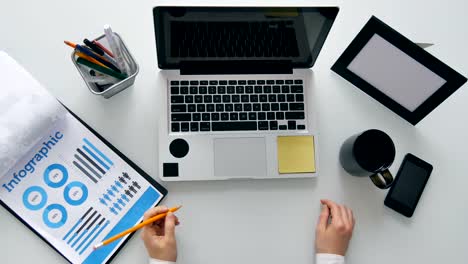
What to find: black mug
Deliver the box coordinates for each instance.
[339,129,396,189]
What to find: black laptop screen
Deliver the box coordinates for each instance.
[153,7,339,69]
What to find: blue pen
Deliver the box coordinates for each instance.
[76,44,121,73]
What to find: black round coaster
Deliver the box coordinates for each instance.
[169,138,189,158]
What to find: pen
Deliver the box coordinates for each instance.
[93,40,114,58]
[83,38,105,56]
[76,57,127,80]
[103,25,129,75]
[64,40,121,73]
[84,38,118,66]
[75,51,109,69]
[93,206,182,250]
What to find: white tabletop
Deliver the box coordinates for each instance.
[1,0,467,263]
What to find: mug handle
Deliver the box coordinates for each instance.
[370,169,393,189]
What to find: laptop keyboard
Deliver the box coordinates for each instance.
[169,79,306,132]
[170,21,299,58]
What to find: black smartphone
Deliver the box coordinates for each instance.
[384,153,433,217]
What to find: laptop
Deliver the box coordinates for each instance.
[153,6,339,181]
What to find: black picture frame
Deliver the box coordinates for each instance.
[331,16,467,125]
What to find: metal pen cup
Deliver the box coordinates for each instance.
[71,33,139,99]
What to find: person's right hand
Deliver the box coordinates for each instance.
[141,206,180,262]
[315,199,355,256]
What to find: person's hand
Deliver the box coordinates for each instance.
[141,206,180,262]
[315,199,355,256]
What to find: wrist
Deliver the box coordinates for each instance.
[316,253,345,263]
[149,257,176,264]
[148,252,177,263]
[316,249,346,256]
[145,240,177,262]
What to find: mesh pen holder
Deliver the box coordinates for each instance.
[71,33,139,99]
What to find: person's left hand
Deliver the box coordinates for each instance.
[315,199,355,256]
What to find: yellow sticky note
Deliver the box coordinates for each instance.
[277,136,315,174]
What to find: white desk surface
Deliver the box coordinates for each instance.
[1,0,467,263]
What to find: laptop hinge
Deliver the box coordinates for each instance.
[179,60,293,75]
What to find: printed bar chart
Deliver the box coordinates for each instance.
[73,138,114,184]
[83,138,114,167]
[77,148,105,175]
[79,220,110,255]
[73,161,97,183]
[71,214,101,248]
[76,218,106,252]
[67,210,97,245]
[64,207,108,254]
[63,207,93,241]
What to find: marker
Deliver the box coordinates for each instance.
[103,25,129,75]
[83,39,105,56]
[93,206,182,250]
[93,40,114,58]
[64,40,121,73]
[84,38,118,66]
[76,57,127,80]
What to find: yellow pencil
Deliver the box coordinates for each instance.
[93,206,182,250]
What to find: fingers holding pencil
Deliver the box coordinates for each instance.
[164,212,180,236]
[142,206,169,238]
[141,206,181,262]
[94,206,181,251]
[142,206,180,238]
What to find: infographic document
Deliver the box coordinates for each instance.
[0,114,163,263]
[0,52,164,264]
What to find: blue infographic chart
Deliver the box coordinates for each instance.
[1,115,163,264]
[20,138,114,231]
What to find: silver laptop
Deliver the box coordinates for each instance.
[153,6,339,181]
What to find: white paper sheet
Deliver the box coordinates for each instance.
[0,51,67,178]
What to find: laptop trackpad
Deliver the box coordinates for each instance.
[214,137,267,177]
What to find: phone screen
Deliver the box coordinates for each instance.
[390,161,430,208]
